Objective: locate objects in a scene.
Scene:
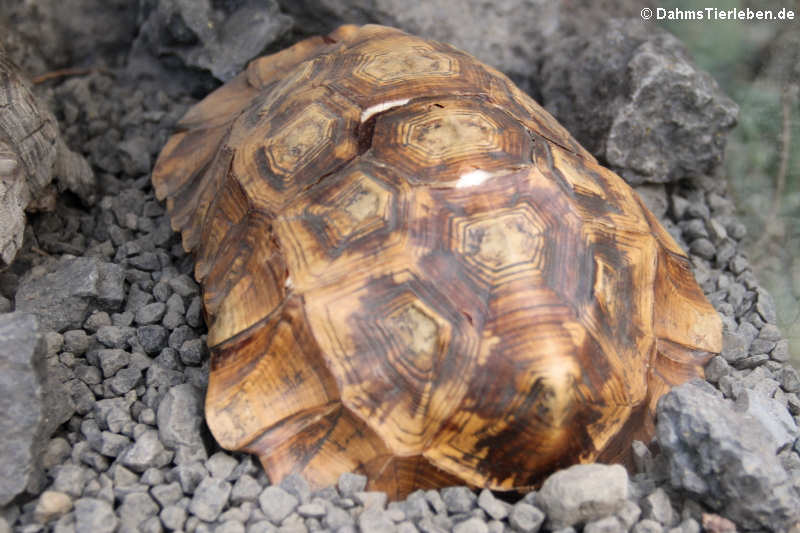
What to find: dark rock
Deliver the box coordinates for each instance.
[62,329,90,355]
[537,464,629,528]
[179,338,207,366]
[539,19,737,185]
[0,313,48,505]
[135,302,167,325]
[656,381,800,530]
[96,348,130,378]
[137,324,168,354]
[107,366,142,395]
[132,0,292,82]
[15,257,124,332]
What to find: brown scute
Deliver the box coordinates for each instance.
[151,24,723,499]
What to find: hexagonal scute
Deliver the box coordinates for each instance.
[230,88,361,214]
[372,98,532,184]
[452,204,546,283]
[274,162,410,292]
[303,269,480,455]
[356,46,458,84]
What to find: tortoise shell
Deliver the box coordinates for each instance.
[151,24,722,498]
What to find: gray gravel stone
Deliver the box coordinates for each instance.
[62,330,90,354]
[206,451,238,479]
[641,488,676,527]
[453,517,489,533]
[279,474,311,504]
[477,489,508,520]
[74,498,118,533]
[15,257,125,331]
[657,381,800,530]
[508,502,545,533]
[108,366,143,394]
[189,477,231,522]
[151,481,183,507]
[173,461,208,494]
[51,464,89,497]
[337,472,367,497]
[120,428,172,472]
[537,464,629,528]
[96,325,135,348]
[359,507,396,532]
[296,502,326,518]
[441,486,476,513]
[231,474,262,504]
[96,348,129,377]
[135,302,167,325]
[137,324,168,354]
[616,500,642,530]
[119,492,159,529]
[632,519,664,533]
[179,338,207,365]
[160,504,187,530]
[258,486,298,524]
[583,516,624,533]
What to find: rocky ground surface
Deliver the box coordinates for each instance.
[1,1,799,532]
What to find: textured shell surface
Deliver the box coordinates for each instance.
[151,24,723,499]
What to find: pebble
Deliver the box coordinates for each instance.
[74,498,118,533]
[537,464,629,528]
[33,491,72,523]
[258,486,299,524]
[508,502,545,532]
[189,477,232,522]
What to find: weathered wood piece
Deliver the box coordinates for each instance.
[0,40,94,267]
[152,25,722,499]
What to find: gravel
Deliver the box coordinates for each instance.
[1,7,799,533]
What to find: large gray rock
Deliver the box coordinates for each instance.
[15,256,125,332]
[536,463,630,528]
[133,0,292,82]
[0,313,47,505]
[539,19,738,185]
[656,380,800,531]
